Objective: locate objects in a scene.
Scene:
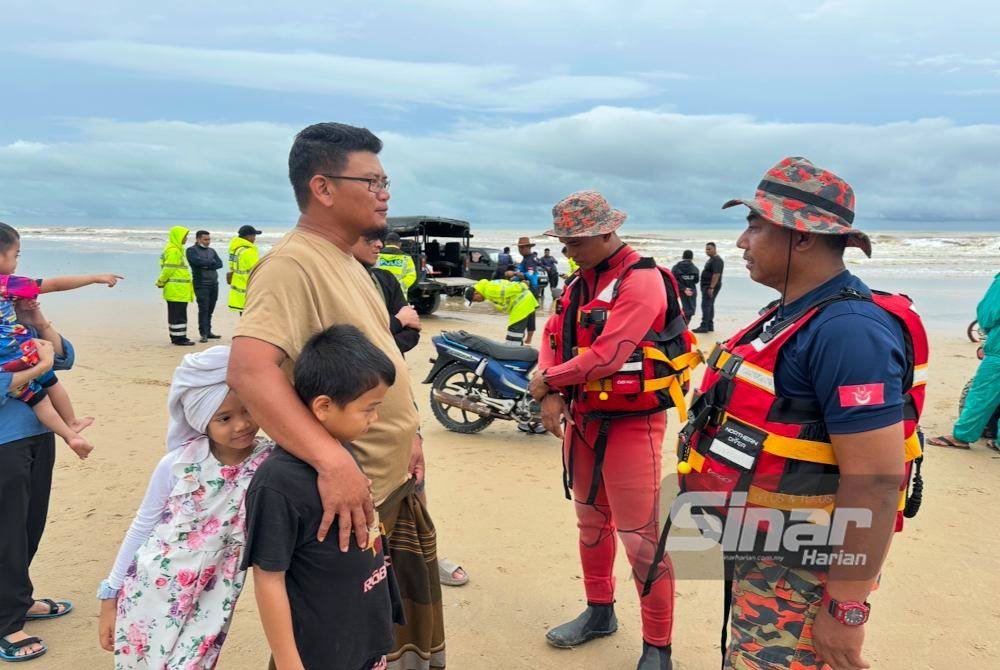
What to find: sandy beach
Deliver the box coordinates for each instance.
[17,290,999,670]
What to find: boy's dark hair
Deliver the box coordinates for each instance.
[294,324,395,406]
[0,221,19,253]
[682,249,693,260]
[503,247,510,253]
[706,242,716,249]
[288,123,383,212]
[195,230,210,239]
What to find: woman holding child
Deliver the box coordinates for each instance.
[1,221,120,662]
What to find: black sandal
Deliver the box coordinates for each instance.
[0,636,47,662]
[24,599,72,621]
[927,435,971,450]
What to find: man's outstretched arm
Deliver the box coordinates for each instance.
[228,335,374,550]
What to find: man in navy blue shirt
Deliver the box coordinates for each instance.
[711,157,919,670]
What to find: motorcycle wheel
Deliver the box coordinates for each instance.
[430,362,497,433]
[967,320,983,343]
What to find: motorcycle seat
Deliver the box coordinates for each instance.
[443,331,539,364]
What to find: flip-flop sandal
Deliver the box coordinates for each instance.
[0,636,47,662]
[986,441,1000,453]
[438,558,469,587]
[927,435,971,450]
[24,599,72,621]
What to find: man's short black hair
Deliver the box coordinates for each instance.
[294,324,396,406]
[682,249,693,260]
[0,222,18,253]
[195,230,210,239]
[288,122,383,212]
[503,247,510,253]
[820,233,848,256]
[706,242,717,249]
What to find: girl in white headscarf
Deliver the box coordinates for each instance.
[96,346,273,669]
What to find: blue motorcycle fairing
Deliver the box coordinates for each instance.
[427,333,533,400]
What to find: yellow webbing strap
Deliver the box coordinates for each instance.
[680,422,922,470]
[746,486,835,511]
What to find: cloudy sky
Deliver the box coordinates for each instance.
[1,0,998,230]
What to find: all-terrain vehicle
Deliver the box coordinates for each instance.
[388,216,477,314]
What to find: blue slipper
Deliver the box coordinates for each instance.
[24,599,72,621]
[0,636,46,662]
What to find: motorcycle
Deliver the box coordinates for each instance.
[424,330,544,433]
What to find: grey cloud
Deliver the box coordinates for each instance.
[19,40,661,113]
[1,110,998,230]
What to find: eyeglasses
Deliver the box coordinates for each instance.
[322,175,391,193]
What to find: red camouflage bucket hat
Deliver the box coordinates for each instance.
[545,190,626,238]
[723,157,871,257]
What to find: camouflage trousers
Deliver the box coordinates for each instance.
[724,559,828,670]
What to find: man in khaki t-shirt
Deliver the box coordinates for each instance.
[235,228,418,503]
[228,123,444,670]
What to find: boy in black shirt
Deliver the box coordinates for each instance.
[243,325,403,670]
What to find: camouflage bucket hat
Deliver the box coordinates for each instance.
[545,190,626,238]
[723,157,871,257]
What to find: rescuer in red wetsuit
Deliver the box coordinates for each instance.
[529,191,700,670]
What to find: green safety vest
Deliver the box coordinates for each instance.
[227,236,260,311]
[156,226,194,303]
[376,247,417,292]
[474,279,539,325]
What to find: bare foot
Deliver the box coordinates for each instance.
[2,630,44,658]
[68,436,94,460]
[69,416,95,433]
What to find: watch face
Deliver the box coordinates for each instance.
[843,607,867,625]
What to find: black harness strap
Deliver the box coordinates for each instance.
[584,419,612,505]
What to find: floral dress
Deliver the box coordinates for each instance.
[114,437,273,669]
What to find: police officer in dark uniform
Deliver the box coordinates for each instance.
[671,250,699,323]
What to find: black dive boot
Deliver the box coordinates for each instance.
[545,603,618,648]
[636,641,672,670]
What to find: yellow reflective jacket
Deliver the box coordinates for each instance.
[227,236,260,311]
[156,226,194,303]
[376,246,417,292]
[474,279,538,326]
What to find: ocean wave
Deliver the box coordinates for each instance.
[17,226,1000,276]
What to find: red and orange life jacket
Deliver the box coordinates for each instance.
[549,254,702,420]
[677,288,928,529]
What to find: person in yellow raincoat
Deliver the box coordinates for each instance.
[464,278,539,345]
[377,231,417,292]
[227,225,261,314]
[155,226,195,345]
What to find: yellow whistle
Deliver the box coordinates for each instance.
[599,392,609,400]
[677,461,692,475]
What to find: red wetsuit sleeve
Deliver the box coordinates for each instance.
[544,268,666,388]
[538,311,560,371]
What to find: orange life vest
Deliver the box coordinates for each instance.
[547,249,701,503]
[677,288,928,529]
[549,256,702,419]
